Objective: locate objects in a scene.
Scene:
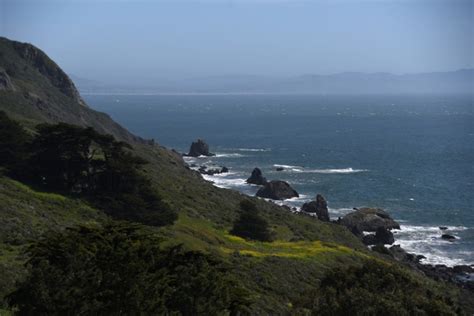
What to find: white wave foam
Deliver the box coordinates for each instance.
[274,164,303,169]
[215,153,245,158]
[394,224,472,266]
[397,225,468,233]
[272,165,367,174]
[307,168,368,174]
[202,174,247,189]
[284,194,310,202]
[328,207,354,218]
[236,148,271,152]
[273,164,305,172]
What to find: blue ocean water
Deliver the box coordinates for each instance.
[85,94,474,266]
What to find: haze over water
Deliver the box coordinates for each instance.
[86,93,474,266]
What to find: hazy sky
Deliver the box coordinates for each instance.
[1,0,473,83]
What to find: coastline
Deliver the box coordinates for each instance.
[184,154,474,268]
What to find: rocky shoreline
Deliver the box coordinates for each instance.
[182,140,473,291]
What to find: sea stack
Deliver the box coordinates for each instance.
[301,194,330,221]
[340,208,400,232]
[187,139,214,157]
[256,180,299,200]
[246,168,267,185]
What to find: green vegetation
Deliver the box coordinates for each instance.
[0,111,30,175]
[0,177,106,308]
[7,223,253,315]
[0,112,177,227]
[230,200,273,242]
[294,260,462,315]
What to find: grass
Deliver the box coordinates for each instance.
[162,215,371,270]
[0,176,106,306]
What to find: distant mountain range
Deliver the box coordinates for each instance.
[72,69,474,94]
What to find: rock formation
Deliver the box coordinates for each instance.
[246,168,267,185]
[187,139,214,157]
[340,207,400,232]
[362,227,395,245]
[256,180,299,200]
[0,69,15,91]
[441,234,456,241]
[198,165,229,175]
[301,194,330,221]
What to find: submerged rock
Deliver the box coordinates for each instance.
[246,168,267,185]
[301,194,330,222]
[275,167,284,171]
[340,207,400,232]
[198,165,229,175]
[186,139,214,157]
[256,180,299,200]
[441,234,456,241]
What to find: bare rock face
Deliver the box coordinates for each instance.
[256,180,299,200]
[340,208,400,232]
[0,69,15,91]
[246,168,267,185]
[187,139,214,157]
[301,194,330,221]
[13,41,86,106]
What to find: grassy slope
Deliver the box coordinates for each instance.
[0,177,106,305]
[0,176,370,313]
[0,36,469,314]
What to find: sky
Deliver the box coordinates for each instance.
[1,0,473,84]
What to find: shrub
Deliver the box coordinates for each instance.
[294,260,461,315]
[7,223,254,315]
[231,200,273,242]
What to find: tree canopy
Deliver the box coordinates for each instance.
[0,113,177,227]
[0,110,31,175]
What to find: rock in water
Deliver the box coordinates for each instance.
[246,168,267,185]
[256,180,299,200]
[340,207,400,232]
[441,234,456,241]
[187,139,214,157]
[301,194,330,221]
[362,227,395,245]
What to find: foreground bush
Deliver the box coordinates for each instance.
[8,223,253,315]
[295,260,461,316]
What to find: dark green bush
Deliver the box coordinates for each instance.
[0,110,31,175]
[294,260,461,316]
[231,200,273,242]
[7,223,253,315]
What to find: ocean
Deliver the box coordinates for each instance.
[84,93,474,266]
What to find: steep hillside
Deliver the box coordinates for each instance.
[0,36,363,248]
